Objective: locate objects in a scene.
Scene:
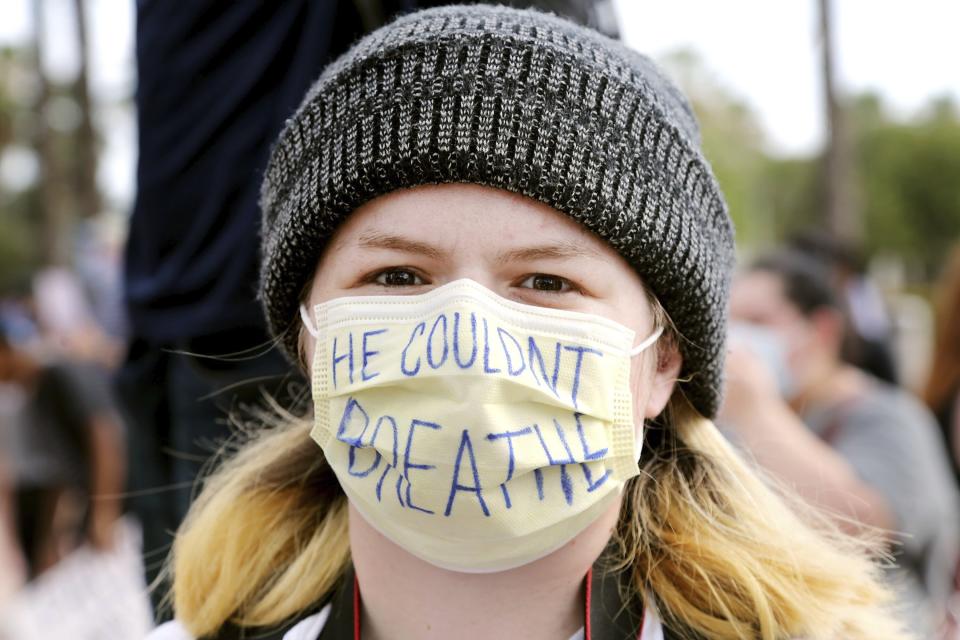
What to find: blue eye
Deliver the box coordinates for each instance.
[374,268,424,287]
[519,274,573,292]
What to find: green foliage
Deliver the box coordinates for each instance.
[0,190,42,292]
[756,156,820,240]
[855,98,960,274]
[0,47,39,292]
[664,49,960,277]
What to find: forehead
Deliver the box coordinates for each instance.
[730,270,795,319]
[327,183,622,262]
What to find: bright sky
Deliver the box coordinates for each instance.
[0,0,135,206]
[616,0,959,155]
[0,0,957,206]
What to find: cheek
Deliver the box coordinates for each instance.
[780,324,813,364]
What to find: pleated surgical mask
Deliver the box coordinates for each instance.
[301,279,662,572]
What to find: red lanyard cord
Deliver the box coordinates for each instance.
[353,574,361,640]
[584,567,594,640]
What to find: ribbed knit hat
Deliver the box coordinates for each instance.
[260,4,735,418]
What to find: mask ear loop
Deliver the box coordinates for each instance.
[629,326,664,357]
[300,304,320,338]
[628,325,664,463]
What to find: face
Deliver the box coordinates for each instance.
[303,183,680,423]
[302,183,682,576]
[729,269,818,399]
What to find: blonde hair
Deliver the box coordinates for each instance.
[617,398,905,639]
[169,318,908,639]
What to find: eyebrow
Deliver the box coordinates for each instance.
[496,241,602,264]
[355,231,446,260]
[353,231,602,264]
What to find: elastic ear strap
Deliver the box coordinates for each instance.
[629,326,664,357]
[300,304,319,338]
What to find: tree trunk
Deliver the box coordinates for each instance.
[32,0,71,266]
[73,0,100,219]
[818,0,860,242]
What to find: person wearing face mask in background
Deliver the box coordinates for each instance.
[722,250,960,637]
[788,231,901,386]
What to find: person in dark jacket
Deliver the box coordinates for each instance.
[0,326,125,579]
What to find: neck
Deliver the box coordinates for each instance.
[348,503,612,640]
[790,359,864,413]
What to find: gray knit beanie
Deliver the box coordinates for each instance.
[260,4,735,418]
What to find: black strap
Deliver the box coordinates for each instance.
[588,560,645,640]
[316,565,356,639]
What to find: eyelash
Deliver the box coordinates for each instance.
[366,267,428,287]
[365,268,580,295]
[517,273,577,294]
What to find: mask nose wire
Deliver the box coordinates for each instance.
[300,304,320,338]
[302,298,661,354]
[628,326,664,357]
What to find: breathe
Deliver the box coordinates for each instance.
[335,396,613,518]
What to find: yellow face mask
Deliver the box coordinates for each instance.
[301,279,662,573]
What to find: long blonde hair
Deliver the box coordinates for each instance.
[170,340,907,639]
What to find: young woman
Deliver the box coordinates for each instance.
[151,5,908,639]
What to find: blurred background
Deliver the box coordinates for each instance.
[0,1,957,637]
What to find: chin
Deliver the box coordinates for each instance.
[347,490,623,582]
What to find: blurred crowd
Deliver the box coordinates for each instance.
[0,2,959,639]
[0,263,152,638]
[720,236,960,635]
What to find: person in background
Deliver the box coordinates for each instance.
[925,243,960,485]
[0,322,126,579]
[724,250,960,636]
[121,0,619,619]
[789,230,900,385]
